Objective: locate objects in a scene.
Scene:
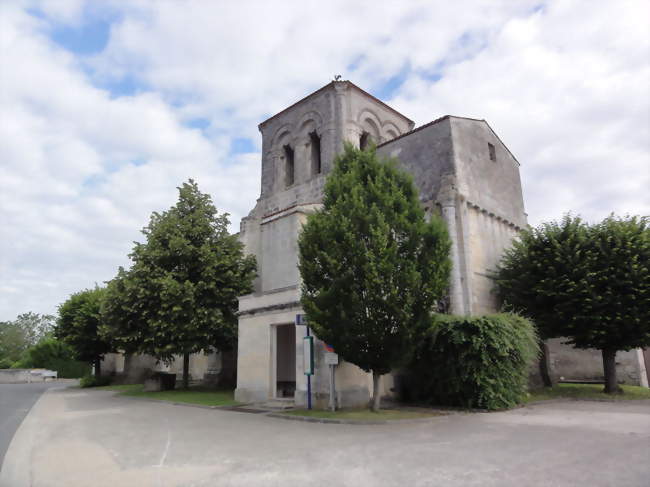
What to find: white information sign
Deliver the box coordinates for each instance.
[303,336,314,375]
[324,352,339,365]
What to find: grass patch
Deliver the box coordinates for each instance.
[96,384,240,407]
[527,383,650,402]
[283,408,443,421]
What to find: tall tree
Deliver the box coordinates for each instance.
[117,180,256,388]
[56,288,111,376]
[299,144,451,411]
[496,214,650,394]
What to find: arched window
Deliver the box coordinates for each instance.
[284,144,294,187]
[309,131,321,175]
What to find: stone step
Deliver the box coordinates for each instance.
[253,399,295,410]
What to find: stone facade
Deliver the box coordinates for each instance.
[234,81,648,407]
[236,81,413,407]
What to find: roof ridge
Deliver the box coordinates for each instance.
[378,115,520,165]
[376,115,451,147]
[258,80,413,129]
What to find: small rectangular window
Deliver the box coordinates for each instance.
[488,142,496,162]
[284,145,294,187]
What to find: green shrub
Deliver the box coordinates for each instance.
[0,357,13,369]
[404,313,539,410]
[13,338,89,378]
[79,374,112,388]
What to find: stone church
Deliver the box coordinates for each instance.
[236,80,512,407]
[102,80,648,401]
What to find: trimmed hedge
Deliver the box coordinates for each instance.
[11,338,90,378]
[80,374,112,388]
[404,313,538,410]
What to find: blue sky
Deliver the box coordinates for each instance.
[1,0,648,321]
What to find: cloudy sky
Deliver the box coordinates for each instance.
[1,0,648,321]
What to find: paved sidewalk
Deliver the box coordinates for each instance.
[0,381,74,467]
[1,386,648,487]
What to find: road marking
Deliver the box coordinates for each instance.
[156,419,172,487]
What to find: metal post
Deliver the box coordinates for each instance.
[329,364,336,411]
[306,326,312,410]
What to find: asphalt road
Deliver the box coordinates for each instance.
[1,385,649,487]
[0,381,67,467]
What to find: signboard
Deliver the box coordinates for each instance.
[324,343,335,353]
[295,314,308,326]
[303,336,314,375]
[325,352,339,365]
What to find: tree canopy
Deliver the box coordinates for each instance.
[496,214,650,393]
[298,144,451,410]
[102,179,256,387]
[56,287,111,375]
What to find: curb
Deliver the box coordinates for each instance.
[524,397,650,405]
[98,389,453,424]
[265,411,449,425]
[109,393,244,410]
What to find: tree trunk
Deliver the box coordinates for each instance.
[602,349,622,394]
[123,353,132,379]
[539,340,554,388]
[182,352,190,389]
[94,358,101,377]
[371,371,381,412]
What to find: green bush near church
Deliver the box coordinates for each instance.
[404,313,538,410]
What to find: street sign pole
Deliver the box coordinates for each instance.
[324,344,338,412]
[297,314,315,410]
[329,363,335,411]
[306,326,312,410]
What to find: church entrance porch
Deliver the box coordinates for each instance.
[273,323,296,399]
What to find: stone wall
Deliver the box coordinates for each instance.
[377,117,455,204]
[378,116,527,316]
[548,339,649,386]
[0,369,32,383]
[450,117,526,227]
[464,203,521,314]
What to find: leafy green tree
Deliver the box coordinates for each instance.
[108,180,256,388]
[299,144,451,411]
[56,288,111,376]
[0,312,55,367]
[496,214,650,394]
[495,216,588,387]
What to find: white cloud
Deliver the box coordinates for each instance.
[0,3,260,320]
[391,1,650,224]
[1,0,648,320]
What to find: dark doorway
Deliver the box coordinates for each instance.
[276,324,296,398]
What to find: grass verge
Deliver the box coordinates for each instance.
[527,383,650,402]
[282,408,443,421]
[95,384,240,407]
